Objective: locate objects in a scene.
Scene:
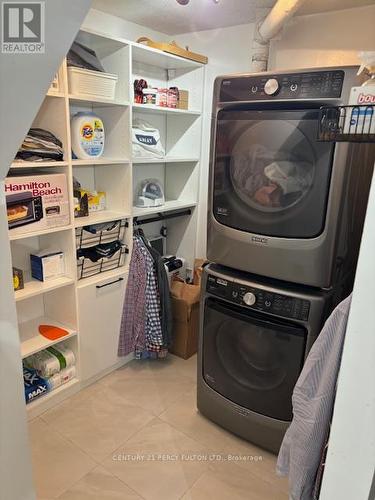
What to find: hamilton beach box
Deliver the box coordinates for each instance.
[5,174,70,236]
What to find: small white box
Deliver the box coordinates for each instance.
[68,67,118,101]
[30,249,65,281]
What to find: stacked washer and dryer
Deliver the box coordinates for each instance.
[198,67,375,453]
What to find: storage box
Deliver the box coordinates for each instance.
[68,67,118,101]
[344,85,375,134]
[178,90,189,110]
[30,249,65,281]
[5,174,70,235]
[170,298,199,360]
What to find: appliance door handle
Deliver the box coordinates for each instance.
[206,298,305,337]
[96,277,124,289]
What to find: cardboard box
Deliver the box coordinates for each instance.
[178,90,189,110]
[170,297,199,360]
[5,174,70,235]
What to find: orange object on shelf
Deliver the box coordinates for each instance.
[38,324,69,341]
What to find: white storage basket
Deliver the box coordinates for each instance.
[68,67,118,101]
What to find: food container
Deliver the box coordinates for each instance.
[68,67,118,101]
[167,87,179,108]
[143,88,157,105]
[157,88,168,107]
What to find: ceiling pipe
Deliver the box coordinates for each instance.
[251,0,307,72]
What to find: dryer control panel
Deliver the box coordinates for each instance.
[220,70,345,101]
[206,274,311,321]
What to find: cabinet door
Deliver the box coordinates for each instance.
[78,272,127,381]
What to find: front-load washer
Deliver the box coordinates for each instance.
[207,66,375,288]
[197,264,334,454]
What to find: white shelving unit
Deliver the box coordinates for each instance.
[5,27,205,417]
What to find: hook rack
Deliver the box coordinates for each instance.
[133,208,192,226]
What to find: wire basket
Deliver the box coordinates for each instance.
[76,219,129,280]
[318,105,375,142]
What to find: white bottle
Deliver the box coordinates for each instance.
[71,112,105,159]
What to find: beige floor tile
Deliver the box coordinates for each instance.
[103,418,209,500]
[182,460,288,500]
[29,418,96,499]
[57,465,142,500]
[40,387,155,462]
[159,388,288,492]
[101,369,195,416]
[99,354,197,386]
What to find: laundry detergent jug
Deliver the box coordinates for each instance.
[71,112,105,159]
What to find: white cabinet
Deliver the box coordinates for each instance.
[78,272,127,381]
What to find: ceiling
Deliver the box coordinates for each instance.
[92,0,375,35]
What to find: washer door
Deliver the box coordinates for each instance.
[213,107,334,238]
[202,298,307,421]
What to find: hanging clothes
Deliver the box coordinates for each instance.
[118,230,172,359]
[118,238,147,356]
[276,294,352,500]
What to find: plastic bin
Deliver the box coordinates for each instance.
[68,67,118,101]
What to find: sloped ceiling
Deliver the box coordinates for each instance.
[92,0,375,35]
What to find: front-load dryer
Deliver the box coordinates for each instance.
[207,66,375,288]
[197,264,334,453]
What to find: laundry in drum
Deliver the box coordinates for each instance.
[231,149,313,209]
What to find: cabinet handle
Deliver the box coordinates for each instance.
[96,277,124,289]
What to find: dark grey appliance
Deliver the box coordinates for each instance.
[207,66,375,288]
[197,264,333,453]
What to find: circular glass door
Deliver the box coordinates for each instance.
[230,120,315,212]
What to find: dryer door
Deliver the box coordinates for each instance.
[202,297,307,421]
[213,107,334,238]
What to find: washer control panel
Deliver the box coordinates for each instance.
[220,70,344,101]
[206,274,310,321]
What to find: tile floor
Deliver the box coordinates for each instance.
[29,354,289,500]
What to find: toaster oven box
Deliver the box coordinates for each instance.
[5,174,70,235]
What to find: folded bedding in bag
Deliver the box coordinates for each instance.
[132,119,165,158]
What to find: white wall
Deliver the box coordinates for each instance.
[320,173,375,500]
[175,24,255,258]
[0,2,92,499]
[269,4,375,70]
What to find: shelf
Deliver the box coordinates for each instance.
[26,378,79,411]
[74,210,131,228]
[9,160,69,169]
[132,103,201,116]
[132,43,203,70]
[9,225,73,242]
[46,90,65,98]
[76,266,128,289]
[15,276,75,302]
[133,200,197,217]
[19,316,77,359]
[69,94,130,107]
[133,157,199,164]
[72,158,130,166]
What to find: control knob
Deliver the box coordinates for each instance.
[264,78,279,96]
[243,292,256,306]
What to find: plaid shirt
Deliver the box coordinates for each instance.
[118,236,164,357]
[118,238,147,356]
